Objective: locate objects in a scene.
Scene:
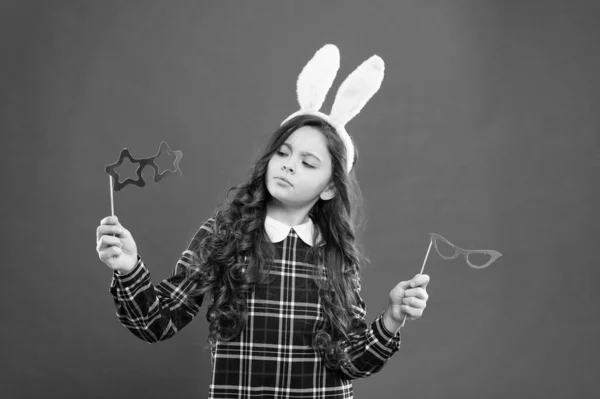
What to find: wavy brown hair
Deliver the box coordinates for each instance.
[184,114,368,370]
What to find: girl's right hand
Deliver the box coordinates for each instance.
[96,216,138,274]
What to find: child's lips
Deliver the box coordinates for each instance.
[274,176,293,186]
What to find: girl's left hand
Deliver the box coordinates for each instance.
[388,274,430,322]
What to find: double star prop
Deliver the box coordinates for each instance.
[105,141,183,191]
[105,141,183,215]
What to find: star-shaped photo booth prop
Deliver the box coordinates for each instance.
[105,141,183,191]
[104,141,183,218]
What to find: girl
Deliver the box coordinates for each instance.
[96,45,430,398]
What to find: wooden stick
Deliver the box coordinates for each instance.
[109,175,116,268]
[419,239,432,275]
[109,175,115,217]
[400,238,433,328]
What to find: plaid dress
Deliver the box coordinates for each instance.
[110,217,401,398]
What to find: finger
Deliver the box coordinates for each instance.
[97,235,123,251]
[402,297,427,309]
[99,246,122,263]
[100,215,119,226]
[409,274,430,289]
[97,237,122,254]
[96,224,124,242]
[98,224,124,236]
[395,279,412,292]
[403,287,428,300]
[401,305,423,319]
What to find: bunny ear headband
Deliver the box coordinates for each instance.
[281,44,385,173]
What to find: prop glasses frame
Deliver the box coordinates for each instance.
[399,232,502,328]
[429,233,502,269]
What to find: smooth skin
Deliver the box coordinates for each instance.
[96,216,137,275]
[265,126,336,226]
[384,274,430,333]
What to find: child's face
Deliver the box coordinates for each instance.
[266,126,335,209]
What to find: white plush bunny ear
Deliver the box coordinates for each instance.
[281,45,385,173]
[295,44,340,113]
[329,55,384,126]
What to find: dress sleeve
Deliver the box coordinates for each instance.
[338,265,401,380]
[108,218,215,343]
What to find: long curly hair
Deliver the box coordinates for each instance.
[184,114,368,370]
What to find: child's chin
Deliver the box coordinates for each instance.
[266,188,294,206]
[266,185,283,199]
[269,191,288,203]
[267,181,290,195]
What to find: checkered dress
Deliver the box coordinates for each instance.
[110,218,401,398]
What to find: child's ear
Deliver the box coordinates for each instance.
[320,183,336,201]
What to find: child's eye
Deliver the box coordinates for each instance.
[276,151,288,157]
[303,162,315,169]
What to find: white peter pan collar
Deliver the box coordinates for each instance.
[264,215,322,247]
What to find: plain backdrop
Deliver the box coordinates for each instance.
[1,1,599,398]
